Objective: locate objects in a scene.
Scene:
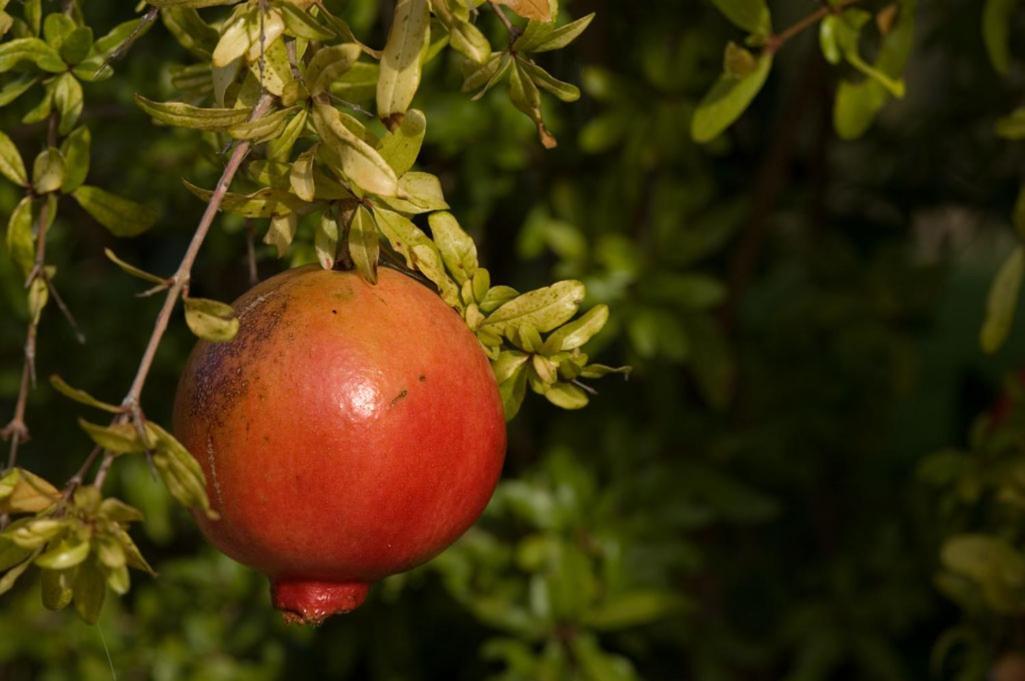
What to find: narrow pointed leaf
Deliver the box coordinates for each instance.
[377,0,429,117]
[72,185,158,237]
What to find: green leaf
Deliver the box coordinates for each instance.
[983,0,1018,74]
[0,540,31,573]
[516,58,580,102]
[499,363,529,420]
[493,350,530,384]
[0,74,39,107]
[78,419,147,455]
[329,62,379,102]
[0,468,59,514]
[35,539,90,571]
[72,559,106,624]
[981,246,1025,354]
[0,130,27,186]
[462,52,512,99]
[584,591,689,630]
[49,374,123,413]
[348,205,380,284]
[96,535,126,570]
[315,209,340,269]
[0,38,65,73]
[377,108,426,176]
[148,0,241,9]
[8,518,64,548]
[104,247,165,285]
[0,469,16,501]
[161,8,218,59]
[147,422,217,519]
[691,53,772,142]
[480,285,520,313]
[542,381,589,409]
[305,42,362,95]
[263,212,298,257]
[996,108,1025,140]
[429,211,478,284]
[723,41,758,77]
[58,27,92,66]
[185,181,305,218]
[290,146,317,202]
[509,59,557,148]
[514,13,595,53]
[542,305,609,353]
[26,274,47,325]
[184,297,240,343]
[481,281,586,337]
[71,185,158,237]
[32,147,64,194]
[229,104,301,142]
[113,528,155,575]
[442,15,491,64]
[373,206,460,307]
[5,196,34,276]
[833,79,887,140]
[98,498,144,524]
[818,15,844,65]
[24,0,41,36]
[59,126,90,193]
[106,564,130,595]
[377,0,429,118]
[0,556,33,597]
[710,0,771,35]
[278,1,336,41]
[380,171,447,213]
[40,567,73,611]
[313,102,399,196]
[134,94,253,131]
[210,8,254,68]
[267,108,308,160]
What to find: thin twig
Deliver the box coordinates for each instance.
[764,0,861,54]
[91,93,276,490]
[103,7,159,66]
[60,446,102,504]
[44,277,86,344]
[487,0,520,43]
[2,193,53,471]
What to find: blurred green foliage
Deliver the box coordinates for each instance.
[3,0,1025,679]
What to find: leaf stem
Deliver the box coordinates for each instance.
[90,93,276,491]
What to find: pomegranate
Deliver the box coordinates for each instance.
[172,265,506,624]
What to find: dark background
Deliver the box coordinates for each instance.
[2,0,1024,679]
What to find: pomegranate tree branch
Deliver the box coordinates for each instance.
[3,184,54,471]
[90,93,275,491]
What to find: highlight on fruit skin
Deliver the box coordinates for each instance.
[172,266,507,624]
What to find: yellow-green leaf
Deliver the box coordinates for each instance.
[377,0,429,118]
[981,246,1025,354]
[71,185,158,237]
[183,296,240,343]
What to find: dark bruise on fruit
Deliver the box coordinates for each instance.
[173,266,507,625]
[184,288,289,425]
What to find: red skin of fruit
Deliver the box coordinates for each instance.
[172,266,506,624]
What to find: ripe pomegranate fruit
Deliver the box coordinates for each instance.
[172,265,506,624]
